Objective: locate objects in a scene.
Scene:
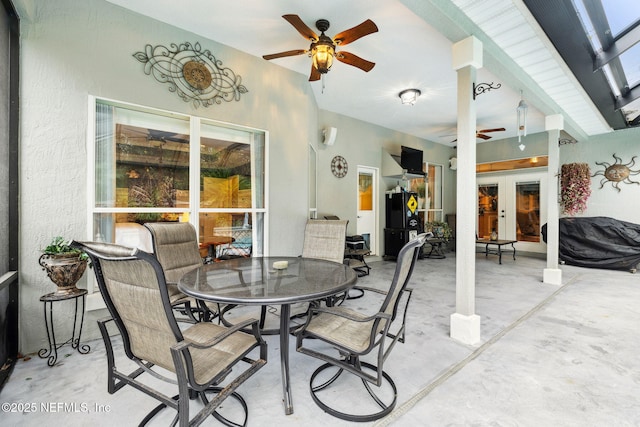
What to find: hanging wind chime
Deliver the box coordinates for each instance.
[517,90,528,151]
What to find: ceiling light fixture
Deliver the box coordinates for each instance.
[399,89,421,105]
[311,37,335,74]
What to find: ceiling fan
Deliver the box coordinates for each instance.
[262,14,378,81]
[449,127,506,143]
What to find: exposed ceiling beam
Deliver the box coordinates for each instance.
[523,0,628,130]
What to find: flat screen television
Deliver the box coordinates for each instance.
[400,146,424,175]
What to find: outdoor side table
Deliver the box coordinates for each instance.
[38,288,90,366]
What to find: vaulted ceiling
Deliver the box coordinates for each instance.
[104,0,637,145]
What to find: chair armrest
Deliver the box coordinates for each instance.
[175,318,261,351]
[309,305,391,323]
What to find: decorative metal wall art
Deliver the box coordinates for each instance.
[133,42,247,108]
[592,154,640,192]
[331,155,348,178]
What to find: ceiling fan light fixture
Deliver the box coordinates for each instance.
[399,89,421,105]
[311,39,335,74]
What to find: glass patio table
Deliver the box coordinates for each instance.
[178,256,358,415]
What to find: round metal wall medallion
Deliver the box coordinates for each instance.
[183,61,212,90]
[331,155,348,178]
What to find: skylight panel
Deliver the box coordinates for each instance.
[601,0,640,37]
[619,43,640,87]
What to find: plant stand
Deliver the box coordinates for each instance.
[38,288,90,366]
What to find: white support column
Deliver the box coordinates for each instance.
[450,36,482,345]
[544,114,563,285]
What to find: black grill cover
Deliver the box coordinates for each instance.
[542,217,640,271]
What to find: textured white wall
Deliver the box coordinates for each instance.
[317,109,456,253]
[476,124,640,224]
[559,127,640,223]
[18,0,316,353]
[16,0,452,354]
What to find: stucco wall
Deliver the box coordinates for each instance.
[559,127,640,223]
[317,110,456,254]
[476,125,640,224]
[16,0,453,354]
[477,132,548,164]
[18,0,317,353]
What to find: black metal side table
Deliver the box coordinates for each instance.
[38,288,90,366]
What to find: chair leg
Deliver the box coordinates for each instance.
[199,388,249,427]
[308,361,397,422]
[138,395,179,426]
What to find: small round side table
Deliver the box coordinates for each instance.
[38,288,90,366]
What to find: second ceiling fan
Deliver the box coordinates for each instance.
[262,14,378,81]
[450,127,506,143]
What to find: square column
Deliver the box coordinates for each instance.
[544,114,563,285]
[451,36,482,345]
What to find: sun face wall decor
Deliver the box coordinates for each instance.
[133,42,247,108]
[592,154,640,192]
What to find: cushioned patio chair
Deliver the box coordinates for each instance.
[144,222,217,322]
[73,240,267,426]
[295,233,427,422]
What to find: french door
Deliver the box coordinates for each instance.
[477,171,547,253]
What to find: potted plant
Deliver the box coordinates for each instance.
[39,236,89,296]
[424,221,452,241]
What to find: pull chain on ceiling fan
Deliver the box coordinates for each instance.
[262,14,378,82]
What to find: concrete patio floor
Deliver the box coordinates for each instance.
[2,252,638,426]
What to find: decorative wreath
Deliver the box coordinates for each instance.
[560,163,591,216]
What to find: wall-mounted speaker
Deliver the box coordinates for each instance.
[322,127,338,146]
[449,157,457,170]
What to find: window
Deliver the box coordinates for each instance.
[409,162,443,226]
[90,98,267,291]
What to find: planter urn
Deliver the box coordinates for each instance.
[39,253,88,296]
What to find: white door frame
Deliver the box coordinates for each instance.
[356,165,379,255]
[477,171,547,254]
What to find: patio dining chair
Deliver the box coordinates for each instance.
[295,233,427,422]
[303,218,367,302]
[72,240,267,427]
[301,219,349,264]
[144,222,217,322]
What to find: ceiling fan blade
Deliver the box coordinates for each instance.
[309,65,321,81]
[478,127,506,133]
[262,49,307,60]
[476,134,492,140]
[333,19,378,45]
[282,14,318,41]
[336,51,375,72]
